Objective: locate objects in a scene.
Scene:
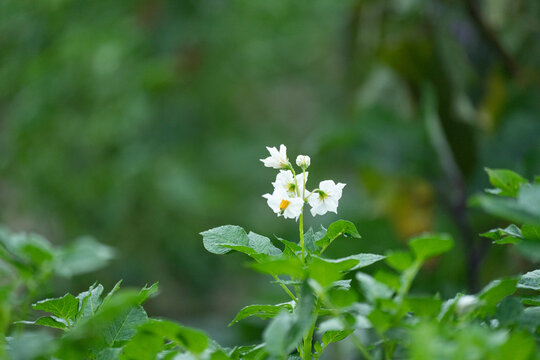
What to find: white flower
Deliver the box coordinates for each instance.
[296,155,310,169]
[262,188,304,220]
[308,180,346,216]
[455,295,479,315]
[272,170,310,198]
[260,144,289,169]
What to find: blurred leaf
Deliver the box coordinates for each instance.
[54,236,114,277]
[518,270,540,290]
[250,256,304,279]
[136,319,209,354]
[408,233,454,261]
[485,168,528,197]
[478,278,518,314]
[385,250,414,271]
[481,224,522,244]
[356,272,393,303]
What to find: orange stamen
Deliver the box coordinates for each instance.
[279,199,291,210]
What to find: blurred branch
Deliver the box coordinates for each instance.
[464,0,519,76]
[422,86,484,292]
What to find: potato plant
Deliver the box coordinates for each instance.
[3,147,540,360]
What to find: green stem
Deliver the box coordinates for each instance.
[302,299,320,360]
[272,275,297,301]
[299,213,305,263]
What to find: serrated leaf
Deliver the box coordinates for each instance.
[485,168,528,197]
[103,305,148,346]
[200,225,250,255]
[408,233,453,261]
[102,280,123,308]
[315,220,360,252]
[385,251,413,271]
[518,270,540,290]
[229,303,293,326]
[138,283,159,304]
[96,347,122,360]
[77,283,104,319]
[33,293,79,322]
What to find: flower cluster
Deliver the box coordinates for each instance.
[261,145,345,220]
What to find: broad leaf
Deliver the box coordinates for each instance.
[139,319,209,354]
[247,232,282,256]
[103,305,148,346]
[385,251,413,272]
[518,270,540,290]
[54,236,114,277]
[32,293,79,322]
[200,225,250,255]
[485,168,528,197]
[356,273,393,303]
[229,303,293,326]
[250,256,304,279]
[315,220,360,252]
[481,224,523,245]
[408,233,453,261]
[478,277,518,313]
[18,316,68,330]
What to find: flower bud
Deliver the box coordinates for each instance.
[296,155,310,170]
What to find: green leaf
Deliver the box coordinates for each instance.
[137,282,159,304]
[522,224,540,241]
[474,185,540,226]
[54,236,114,277]
[385,251,413,271]
[18,316,68,330]
[322,329,354,346]
[480,224,523,245]
[229,303,293,326]
[139,319,209,354]
[485,168,528,197]
[103,305,148,346]
[277,237,301,253]
[314,220,361,252]
[303,227,324,253]
[478,277,518,313]
[495,331,535,360]
[518,270,540,290]
[77,283,104,319]
[200,225,250,255]
[356,272,393,303]
[263,285,314,357]
[308,257,345,289]
[247,232,282,256]
[496,296,523,326]
[250,256,304,279]
[408,233,453,261]
[96,348,123,360]
[404,296,442,317]
[32,293,79,322]
[121,329,163,360]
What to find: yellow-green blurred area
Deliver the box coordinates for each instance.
[1,0,540,344]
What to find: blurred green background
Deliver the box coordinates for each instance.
[1,0,539,345]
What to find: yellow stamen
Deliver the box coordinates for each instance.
[279,199,291,210]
